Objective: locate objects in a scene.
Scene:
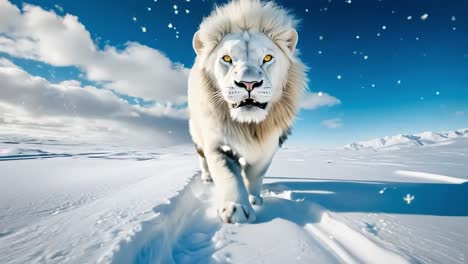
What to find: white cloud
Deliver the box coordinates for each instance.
[300,92,341,110]
[0,0,188,104]
[0,59,190,146]
[322,118,343,129]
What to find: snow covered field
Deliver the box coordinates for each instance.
[1,131,467,263]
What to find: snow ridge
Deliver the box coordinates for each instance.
[345,128,468,150]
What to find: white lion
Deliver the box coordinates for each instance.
[188,0,307,223]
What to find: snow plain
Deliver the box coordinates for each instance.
[1,132,467,263]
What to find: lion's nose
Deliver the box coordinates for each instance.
[234,80,263,92]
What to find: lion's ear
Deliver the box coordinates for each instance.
[286,29,299,54]
[193,31,203,55]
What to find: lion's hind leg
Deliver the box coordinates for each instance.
[196,146,213,183]
[243,159,272,206]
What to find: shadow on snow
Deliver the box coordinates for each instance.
[264,176,468,217]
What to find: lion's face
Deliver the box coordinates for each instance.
[203,31,293,123]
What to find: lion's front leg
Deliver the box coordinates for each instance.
[205,146,256,224]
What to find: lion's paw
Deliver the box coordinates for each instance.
[201,172,213,184]
[217,201,256,224]
[248,195,263,206]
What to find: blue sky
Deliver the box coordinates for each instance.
[1,0,467,147]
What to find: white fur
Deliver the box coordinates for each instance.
[188,0,307,223]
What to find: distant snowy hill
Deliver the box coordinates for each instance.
[345,128,468,150]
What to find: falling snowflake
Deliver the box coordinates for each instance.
[305,8,309,13]
[168,23,173,28]
[397,80,401,84]
[318,50,322,54]
[451,16,456,22]
[173,5,178,9]
[337,75,342,80]
[364,55,368,60]
[356,35,360,39]
[174,10,179,15]
[141,27,147,33]
[420,13,429,20]
[132,17,137,22]
[185,9,190,14]
[346,0,352,4]
[319,35,324,40]
[377,33,381,37]
[371,84,376,88]
[382,25,387,30]
[407,16,412,20]
[403,194,415,204]
[436,91,440,95]
[147,7,151,11]
[318,91,323,96]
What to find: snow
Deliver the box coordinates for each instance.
[403,194,415,205]
[1,133,468,263]
[394,170,468,184]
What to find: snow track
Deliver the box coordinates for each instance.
[111,174,221,264]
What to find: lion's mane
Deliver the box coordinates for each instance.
[191,0,308,145]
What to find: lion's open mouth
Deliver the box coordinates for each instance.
[232,99,268,110]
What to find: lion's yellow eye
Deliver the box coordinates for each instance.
[222,55,232,63]
[263,54,273,63]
